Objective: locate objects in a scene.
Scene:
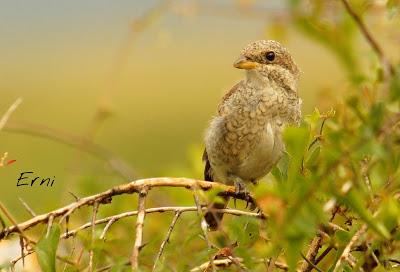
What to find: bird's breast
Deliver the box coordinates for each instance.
[235,122,284,180]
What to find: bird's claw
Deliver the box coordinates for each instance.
[234,180,247,195]
[234,180,255,209]
[231,178,257,210]
[233,180,246,208]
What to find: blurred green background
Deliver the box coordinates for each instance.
[0,0,398,227]
[1,1,400,271]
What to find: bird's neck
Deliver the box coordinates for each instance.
[245,67,298,95]
[244,68,301,126]
[245,70,269,89]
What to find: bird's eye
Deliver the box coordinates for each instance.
[265,51,275,61]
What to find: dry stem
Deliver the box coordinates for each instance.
[152,211,181,271]
[88,202,99,272]
[130,189,148,270]
[0,98,22,132]
[340,0,394,77]
[18,198,36,217]
[62,206,261,239]
[334,224,368,271]
[3,121,136,179]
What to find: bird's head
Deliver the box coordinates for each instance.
[234,40,300,87]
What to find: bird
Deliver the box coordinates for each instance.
[203,40,302,230]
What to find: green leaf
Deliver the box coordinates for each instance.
[283,126,309,162]
[36,224,61,272]
[271,152,289,182]
[304,108,321,131]
[305,145,320,169]
[283,126,309,191]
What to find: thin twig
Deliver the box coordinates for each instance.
[299,204,340,271]
[192,189,214,271]
[89,202,100,272]
[0,201,31,244]
[10,250,34,268]
[299,235,323,272]
[10,248,77,268]
[88,1,172,139]
[18,198,36,217]
[46,214,54,238]
[340,0,394,77]
[314,246,332,265]
[99,218,116,241]
[300,253,323,272]
[334,224,368,271]
[227,255,248,272]
[62,207,262,239]
[308,117,328,151]
[266,256,278,272]
[96,261,130,272]
[19,236,25,267]
[130,188,148,270]
[75,248,84,267]
[152,211,181,271]
[190,258,288,272]
[62,238,77,272]
[0,215,6,229]
[0,98,22,132]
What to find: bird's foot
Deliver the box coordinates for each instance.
[229,176,257,210]
[233,179,248,209]
[234,180,247,195]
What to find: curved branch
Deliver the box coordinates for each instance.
[62,206,261,239]
[341,0,394,77]
[3,121,137,179]
[0,178,257,240]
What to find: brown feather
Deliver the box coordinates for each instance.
[203,149,229,230]
[217,81,243,115]
[203,149,213,182]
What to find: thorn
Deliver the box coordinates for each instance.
[68,191,80,202]
[139,242,149,251]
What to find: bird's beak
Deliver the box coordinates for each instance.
[233,56,258,70]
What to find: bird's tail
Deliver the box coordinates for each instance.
[204,197,229,230]
[203,150,229,230]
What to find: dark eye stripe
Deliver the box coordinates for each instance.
[265,51,275,61]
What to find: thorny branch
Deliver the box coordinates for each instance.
[62,206,262,239]
[0,178,256,240]
[1,177,261,271]
[0,203,78,271]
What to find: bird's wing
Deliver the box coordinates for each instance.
[217,81,243,116]
[203,81,243,181]
[202,149,213,181]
